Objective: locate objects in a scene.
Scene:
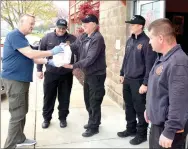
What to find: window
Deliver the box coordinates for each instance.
[133,0,165,34]
[133,0,137,15]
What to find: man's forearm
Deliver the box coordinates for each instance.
[33,58,48,64]
[29,50,53,59]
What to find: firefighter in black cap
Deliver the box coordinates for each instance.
[117,15,157,145]
[37,19,76,129]
[63,14,106,137]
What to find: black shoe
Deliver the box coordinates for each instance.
[60,120,67,128]
[84,124,89,129]
[129,135,147,145]
[42,121,50,129]
[82,129,99,137]
[117,130,136,138]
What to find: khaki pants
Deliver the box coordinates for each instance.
[3,79,30,149]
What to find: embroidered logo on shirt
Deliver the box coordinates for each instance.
[137,44,143,50]
[156,65,163,76]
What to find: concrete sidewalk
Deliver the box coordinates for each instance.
[1,76,149,148]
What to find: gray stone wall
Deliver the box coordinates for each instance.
[99,1,128,108]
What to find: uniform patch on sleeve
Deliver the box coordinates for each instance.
[137,44,143,50]
[156,65,163,76]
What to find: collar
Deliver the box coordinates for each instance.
[161,44,181,61]
[87,30,98,38]
[131,31,145,40]
[17,29,26,37]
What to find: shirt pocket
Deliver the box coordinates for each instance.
[47,42,56,50]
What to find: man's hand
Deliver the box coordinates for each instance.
[159,134,173,148]
[37,72,43,79]
[144,110,150,123]
[63,64,73,69]
[139,84,147,94]
[51,46,64,55]
[120,76,124,84]
[47,59,56,67]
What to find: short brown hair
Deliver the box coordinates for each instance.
[148,18,176,43]
[19,14,35,25]
[19,14,35,20]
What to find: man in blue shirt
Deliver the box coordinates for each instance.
[1,14,64,149]
[145,18,188,149]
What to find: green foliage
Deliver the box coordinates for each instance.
[1,0,57,29]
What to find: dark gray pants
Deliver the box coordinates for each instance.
[3,79,30,149]
[43,72,73,122]
[123,79,148,137]
[84,74,106,129]
[149,124,186,149]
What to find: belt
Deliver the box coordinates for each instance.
[176,129,184,133]
[152,123,184,133]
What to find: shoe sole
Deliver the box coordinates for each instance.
[60,125,67,128]
[82,131,99,137]
[42,125,49,129]
[129,139,147,145]
[42,122,50,129]
[117,134,136,138]
[16,142,36,147]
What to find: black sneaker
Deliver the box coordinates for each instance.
[42,121,50,129]
[117,130,136,138]
[82,129,99,137]
[129,135,147,145]
[60,120,67,128]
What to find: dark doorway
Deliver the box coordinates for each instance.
[166,0,188,54]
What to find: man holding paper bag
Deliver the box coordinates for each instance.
[37,19,76,129]
[63,14,107,137]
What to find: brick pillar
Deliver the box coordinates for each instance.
[99,1,128,108]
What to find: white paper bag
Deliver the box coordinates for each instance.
[53,45,72,67]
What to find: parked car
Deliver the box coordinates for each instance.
[26,35,41,50]
[0,73,6,96]
[1,28,10,96]
[1,28,10,58]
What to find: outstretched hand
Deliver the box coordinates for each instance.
[63,64,73,69]
[51,46,64,55]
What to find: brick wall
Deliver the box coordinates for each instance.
[99,1,126,108]
[99,1,133,108]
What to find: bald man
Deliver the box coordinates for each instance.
[1,14,64,149]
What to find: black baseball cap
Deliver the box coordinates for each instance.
[56,19,67,27]
[81,14,99,24]
[125,15,146,26]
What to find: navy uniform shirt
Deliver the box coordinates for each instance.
[37,31,76,74]
[120,32,157,85]
[70,31,106,76]
[146,44,188,140]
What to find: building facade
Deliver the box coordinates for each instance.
[69,0,188,108]
[69,0,100,35]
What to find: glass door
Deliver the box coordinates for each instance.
[135,0,165,34]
